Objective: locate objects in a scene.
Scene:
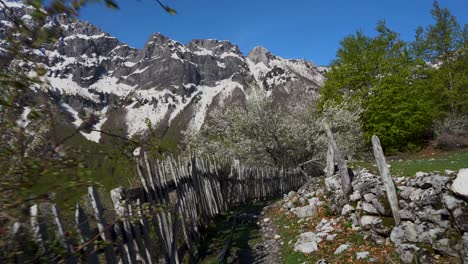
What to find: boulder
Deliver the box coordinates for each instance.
[341,204,355,216]
[291,205,317,219]
[442,194,464,211]
[350,191,361,202]
[452,169,468,201]
[294,232,321,254]
[360,215,382,229]
[363,193,376,202]
[362,202,379,215]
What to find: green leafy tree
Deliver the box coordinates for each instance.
[413,1,467,114]
[321,21,440,152]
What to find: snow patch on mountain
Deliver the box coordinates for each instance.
[49,76,99,102]
[16,106,32,128]
[189,78,243,132]
[80,107,108,143]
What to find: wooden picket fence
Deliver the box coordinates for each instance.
[11,154,306,263]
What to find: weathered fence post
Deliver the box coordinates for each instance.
[30,204,51,261]
[88,186,118,263]
[51,204,78,264]
[75,204,99,264]
[323,122,351,201]
[326,141,335,177]
[371,135,401,225]
[17,154,306,263]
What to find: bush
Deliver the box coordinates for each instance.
[185,94,365,168]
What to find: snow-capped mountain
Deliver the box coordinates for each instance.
[1,1,326,143]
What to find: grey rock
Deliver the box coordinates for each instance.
[363,193,376,202]
[315,259,328,264]
[453,207,468,231]
[308,197,323,207]
[362,202,379,215]
[247,46,276,65]
[341,204,355,216]
[356,251,369,260]
[287,191,296,199]
[399,186,417,200]
[452,169,468,201]
[371,198,389,215]
[433,238,459,257]
[291,205,317,219]
[395,243,419,263]
[415,171,429,178]
[350,213,360,227]
[294,232,321,254]
[419,188,442,206]
[390,221,420,244]
[325,174,341,192]
[416,206,450,228]
[399,209,416,221]
[391,221,442,245]
[406,174,449,195]
[445,169,455,175]
[333,244,350,255]
[463,233,468,264]
[443,194,464,211]
[360,215,382,228]
[350,191,361,202]
[316,218,338,233]
[408,188,425,202]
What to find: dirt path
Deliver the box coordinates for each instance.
[235,203,284,264]
[199,201,285,264]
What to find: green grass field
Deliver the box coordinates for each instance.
[350,148,468,177]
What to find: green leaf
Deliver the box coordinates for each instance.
[105,0,119,9]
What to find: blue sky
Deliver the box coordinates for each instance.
[80,0,468,66]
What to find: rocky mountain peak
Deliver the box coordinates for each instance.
[186,39,242,57]
[247,46,276,65]
[141,32,186,59]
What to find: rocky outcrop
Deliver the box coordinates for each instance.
[280,167,468,263]
[328,169,468,263]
